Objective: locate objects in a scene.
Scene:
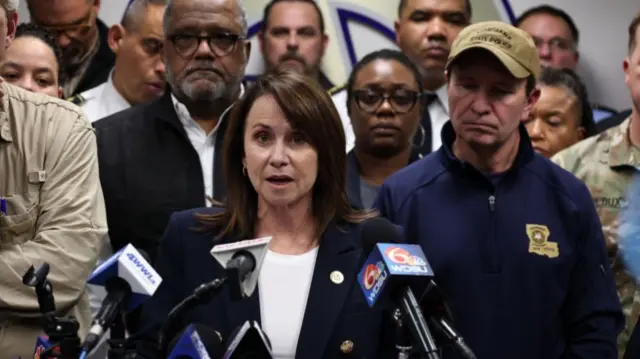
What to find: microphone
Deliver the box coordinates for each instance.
[392,307,413,359]
[420,282,476,359]
[223,320,272,359]
[356,217,440,359]
[33,335,52,359]
[81,244,162,354]
[166,324,225,359]
[158,237,272,356]
[210,237,272,300]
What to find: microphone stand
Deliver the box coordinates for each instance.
[158,277,227,357]
[398,287,440,359]
[393,308,412,359]
[107,314,128,359]
[23,264,82,359]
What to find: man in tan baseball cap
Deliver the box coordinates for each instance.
[443,20,541,170]
[374,20,623,358]
[447,20,540,79]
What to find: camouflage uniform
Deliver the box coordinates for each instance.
[551,117,640,358]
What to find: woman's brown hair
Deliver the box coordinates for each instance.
[198,70,376,240]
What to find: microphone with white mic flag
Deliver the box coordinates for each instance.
[158,237,272,356]
[210,236,272,300]
[81,244,162,355]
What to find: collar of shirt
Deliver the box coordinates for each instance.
[0,83,9,142]
[171,83,245,138]
[431,84,449,114]
[607,116,640,168]
[101,70,131,113]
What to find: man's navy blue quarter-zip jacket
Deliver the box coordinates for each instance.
[375,121,623,359]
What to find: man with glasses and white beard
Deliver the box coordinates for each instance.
[93,0,250,332]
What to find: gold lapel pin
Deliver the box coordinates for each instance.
[330,270,344,284]
[340,340,354,354]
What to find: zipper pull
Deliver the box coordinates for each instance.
[488,195,496,212]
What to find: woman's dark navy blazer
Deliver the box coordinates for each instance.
[133,207,395,358]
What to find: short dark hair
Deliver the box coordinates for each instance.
[398,0,472,20]
[262,0,325,34]
[538,66,596,137]
[516,5,579,45]
[346,49,424,113]
[14,23,64,82]
[198,70,374,240]
[121,0,167,31]
[628,11,640,53]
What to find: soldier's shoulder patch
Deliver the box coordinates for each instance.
[328,84,346,96]
[67,94,85,106]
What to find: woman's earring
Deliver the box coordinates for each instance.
[242,165,247,176]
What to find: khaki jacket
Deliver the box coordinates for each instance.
[0,83,107,359]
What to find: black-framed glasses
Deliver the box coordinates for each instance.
[169,32,244,58]
[39,7,95,40]
[352,89,421,114]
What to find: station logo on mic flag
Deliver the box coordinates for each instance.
[87,244,162,311]
[357,243,433,307]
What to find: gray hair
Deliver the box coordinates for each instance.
[3,0,19,12]
[162,0,248,37]
[122,0,168,31]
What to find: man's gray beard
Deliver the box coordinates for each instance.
[166,67,240,103]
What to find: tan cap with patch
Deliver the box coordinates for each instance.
[446,21,541,79]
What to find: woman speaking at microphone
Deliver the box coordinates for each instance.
[133,70,395,358]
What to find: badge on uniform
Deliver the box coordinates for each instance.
[526,224,559,258]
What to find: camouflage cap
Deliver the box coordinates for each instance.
[446,21,541,79]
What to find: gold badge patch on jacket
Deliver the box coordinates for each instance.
[526,224,559,258]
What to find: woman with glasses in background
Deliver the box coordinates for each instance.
[345,49,425,209]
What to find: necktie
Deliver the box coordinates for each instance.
[413,93,438,155]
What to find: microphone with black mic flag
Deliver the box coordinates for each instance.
[81,244,162,356]
[223,320,272,359]
[166,323,225,359]
[420,281,476,359]
[357,217,440,359]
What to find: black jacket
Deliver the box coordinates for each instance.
[132,207,395,358]
[94,90,228,263]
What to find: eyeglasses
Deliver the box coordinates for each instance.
[168,32,244,58]
[352,89,421,114]
[39,8,95,40]
[531,36,575,53]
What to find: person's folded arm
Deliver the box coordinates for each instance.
[0,116,107,314]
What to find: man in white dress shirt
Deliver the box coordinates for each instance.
[70,0,166,122]
[332,0,472,154]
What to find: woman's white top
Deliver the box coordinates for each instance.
[259,247,319,358]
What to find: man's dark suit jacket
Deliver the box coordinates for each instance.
[132,208,395,359]
[94,90,228,263]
